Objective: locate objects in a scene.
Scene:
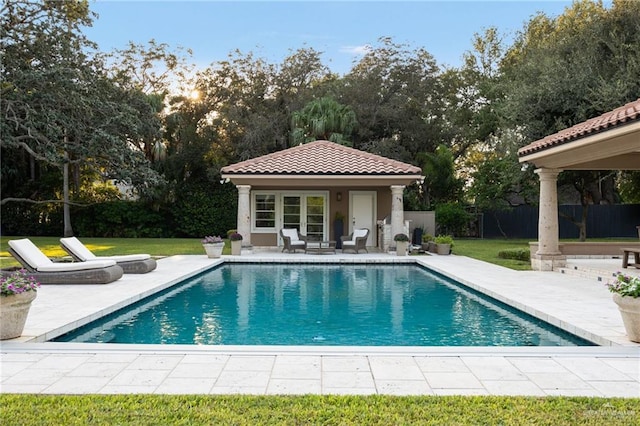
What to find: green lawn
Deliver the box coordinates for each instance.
[453,238,533,270]
[1,394,639,425]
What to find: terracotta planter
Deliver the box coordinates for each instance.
[1,291,37,340]
[231,240,242,256]
[395,241,408,256]
[612,293,640,343]
[203,243,224,258]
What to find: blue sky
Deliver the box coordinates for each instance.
[84,1,590,75]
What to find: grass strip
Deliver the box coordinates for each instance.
[1,394,639,425]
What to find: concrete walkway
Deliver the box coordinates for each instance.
[1,252,639,397]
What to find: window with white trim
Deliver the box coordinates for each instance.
[254,193,276,229]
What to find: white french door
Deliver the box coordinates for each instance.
[349,191,376,246]
[282,194,327,241]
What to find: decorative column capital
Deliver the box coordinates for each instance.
[534,168,562,180]
[390,185,405,194]
[236,184,251,194]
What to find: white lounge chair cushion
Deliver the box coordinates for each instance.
[281,228,301,242]
[61,237,150,262]
[344,229,368,245]
[353,229,368,239]
[8,238,116,271]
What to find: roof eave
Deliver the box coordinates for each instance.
[518,120,640,170]
[221,173,424,187]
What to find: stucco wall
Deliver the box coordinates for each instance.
[247,186,395,247]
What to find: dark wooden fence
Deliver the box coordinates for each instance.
[482,204,640,239]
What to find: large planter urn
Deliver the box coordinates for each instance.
[203,242,224,258]
[396,241,409,256]
[612,293,640,343]
[0,291,37,340]
[436,244,451,255]
[231,240,242,256]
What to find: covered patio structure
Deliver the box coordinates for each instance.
[220,140,423,251]
[518,98,640,271]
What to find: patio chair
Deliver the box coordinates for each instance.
[60,237,157,274]
[6,238,123,284]
[341,228,369,254]
[280,228,307,253]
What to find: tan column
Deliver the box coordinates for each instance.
[390,185,405,243]
[535,168,561,255]
[532,168,565,271]
[236,185,251,246]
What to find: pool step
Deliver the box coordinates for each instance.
[557,264,619,283]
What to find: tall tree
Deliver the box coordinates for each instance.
[1,0,162,236]
[291,97,357,146]
[341,37,445,161]
[99,40,195,163]
[499,0,640,239]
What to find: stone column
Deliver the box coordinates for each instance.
[390,185,405,245]
[236,185,251,247]
[533,168,565,271]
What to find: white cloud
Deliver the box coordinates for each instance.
[339,45,371,56]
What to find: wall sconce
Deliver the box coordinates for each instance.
[336,192,342,201]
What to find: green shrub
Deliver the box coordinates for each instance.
[497,248,531,262]
[435,235,454,246]
[0,202,63,236]
[73,201,169,238]
[169,183,237,237]
[435,203,471,236]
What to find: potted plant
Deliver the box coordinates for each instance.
[435,235,454,255]
[228,231,243,255]
[607,272,640,343]
[394,233,410,256]
[421,233,434,252]
[0,269,40,340]
[202,235,225,258]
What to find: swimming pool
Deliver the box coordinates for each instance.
[54,264,593,346]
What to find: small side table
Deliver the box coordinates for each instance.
[305,241,337,254]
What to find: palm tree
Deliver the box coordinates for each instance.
[291,97,357,146]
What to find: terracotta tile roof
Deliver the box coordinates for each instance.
[518,98,640,157]
[221,140,422,175]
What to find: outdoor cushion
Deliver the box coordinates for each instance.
[341,228,369,254]
[281,228,305,246]
[344,229,368,245]
[60,237,151,262]
[353,229,368,239]
[8,238,116,272]
[60,237,156,274]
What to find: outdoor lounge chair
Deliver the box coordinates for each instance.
[280,228,307,253]
[6,238,123,284]
[341,228,369,253]
[60,237,157,274]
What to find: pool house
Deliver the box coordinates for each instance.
[220,140,423,251]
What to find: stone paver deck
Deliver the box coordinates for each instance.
[1,252,639,397]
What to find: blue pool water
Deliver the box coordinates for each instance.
[54,264,593,346]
